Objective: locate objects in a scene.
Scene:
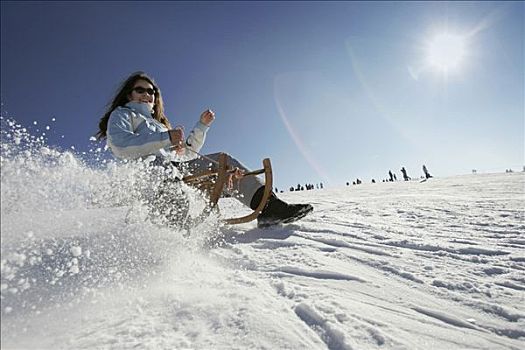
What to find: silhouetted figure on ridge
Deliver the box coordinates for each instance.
[401,167,410,181]
[422,165,432,179]
[388,170,394,182]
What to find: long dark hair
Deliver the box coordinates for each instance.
[95,71,172,139]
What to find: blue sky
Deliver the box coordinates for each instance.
[1,1,523,189]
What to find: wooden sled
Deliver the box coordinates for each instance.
[181,153,273,225]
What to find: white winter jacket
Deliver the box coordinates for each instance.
[106,102,209,161]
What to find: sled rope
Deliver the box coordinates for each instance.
[172,147,265,177]
[168,146,221,166]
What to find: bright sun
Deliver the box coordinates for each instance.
[426,33,466,72]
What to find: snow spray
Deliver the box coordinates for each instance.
[0,117,220,321]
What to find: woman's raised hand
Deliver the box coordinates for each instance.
[200,109,215,126]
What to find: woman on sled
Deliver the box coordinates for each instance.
[95,71,313,228]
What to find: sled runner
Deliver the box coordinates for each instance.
[181,153,273,225]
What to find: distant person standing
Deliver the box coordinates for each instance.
[422,165,433,179]
[388,170,394,182]
[401,167,411,181]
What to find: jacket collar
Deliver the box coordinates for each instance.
[125,101,153,117]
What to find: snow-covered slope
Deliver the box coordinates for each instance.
[1,122,524,349]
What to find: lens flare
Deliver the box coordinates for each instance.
[273,83,331,185]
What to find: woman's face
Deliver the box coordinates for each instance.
[128,79,156,111]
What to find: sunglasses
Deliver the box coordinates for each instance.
[132,87,156,96]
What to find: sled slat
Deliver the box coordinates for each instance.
[238,169,265,176]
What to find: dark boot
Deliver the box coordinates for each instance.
[250,187,313,228]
